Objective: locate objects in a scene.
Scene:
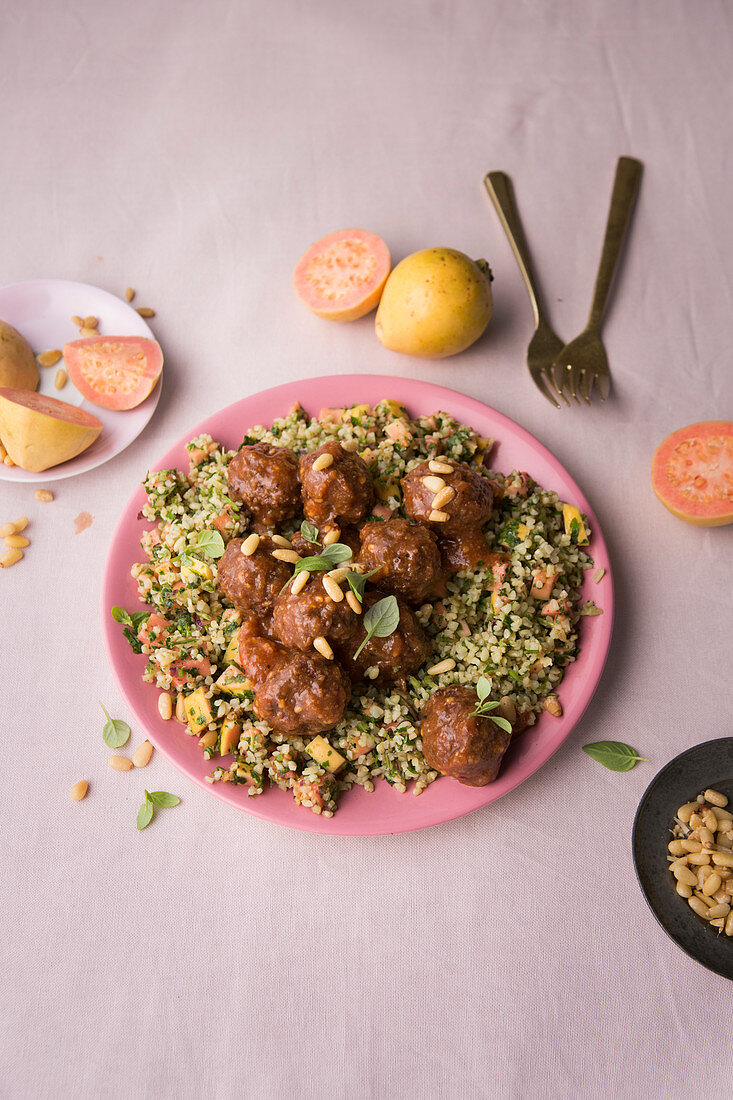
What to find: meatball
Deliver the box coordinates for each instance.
[253,650,351,737]
[420,685,512,786]
[402,459,493,571]
[335,589,430,683]
[228,443,301,529]
[273,573,359,650]
[300,441,374,530]
[438,534,496,573]
[290,524,361,560]
[358,518,444,604]
[237,613,288,688]
[216,535,291,618]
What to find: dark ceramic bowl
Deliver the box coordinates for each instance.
[632,738,733,981]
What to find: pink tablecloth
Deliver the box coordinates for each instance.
[2,1,732,1097]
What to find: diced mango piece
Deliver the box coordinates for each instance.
[235,762,262,787]
[220,716,241,755]
[307,735,346,773]
[374,475,400,502]
[181,558,213,585]
[562,504,588,545]
[185,687,213,733]
[223,628,241,666]
[378,398,409,419]
[342,404,371,422]
[214,665,252,698]
[471,436,492,465]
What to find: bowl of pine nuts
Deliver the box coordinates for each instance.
[633,738,733,981]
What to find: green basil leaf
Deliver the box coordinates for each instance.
[111,605,132,626]
[136,801,154,830]
[476,675,492,702]
[490,715,514,735]
[100,703,131,748]
[194,529,225,559]
[582,741,645,772]
[147,791,181,808]
[300,520,320,545]
[320,542,353,566]
[122,627,143,654]
[346,568,378,603]
[130,611,151,631]
[354,595,400,660]
[293,543,353,577]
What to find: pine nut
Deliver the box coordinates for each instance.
[175,693,186,722]
[709,917,725,929]
[125,287,135,302]
[35,489,54,502]
[703,872,722,896]
[340,439,359,452]
[713,888,729,904]
[83,315,98,329]
[271,534,292,548]
[673,865,698,887]
[668,839,688,856]
[327,566,350,583]
[688,851,711,866]
[429,509,449,523]
[427,658,456,676]
[136,307,155,318]
[693,890,713,908]
[421,475,446,493]
[431,486,456,510]
[322,528,340,546]
[108,755,133,771]
[132,740,154,768]
[241,533,260,556]
[544,694,562,717]
[199,730,218,749]
[680,838,702,853]
[0,522,14,538]
[676,881,692,898]
[313,636,334,660]
[80,328,98,338]
[726,911,733,936]
[707,903,730,920]
[313,452,334,471]
[12,517,28,531]
[345,590,362,614]
[712,851,733,868]
[704,789,728,808]
[71,314,84,326]
[689,896,711,919]
[677,802,699,824]
[37,349,62,367]
[271,549,301,563]
[4,534,29,548]
[291,570,309,595]
[70,779,88,801]
[54,368,67,389]
[713,807,733,823]
[0,548,23,567]
[428,460,454,474]
[157,692,173,720]
[699,827,715,847]
[322,575,344,602]
[702,808,718,832]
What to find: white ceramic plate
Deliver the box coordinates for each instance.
[0,279,161,482]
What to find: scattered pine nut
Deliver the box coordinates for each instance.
[12,517,28,532]
[157,692,173,720]
[108,755,133,771]
[37,349,62,367]
[313,636,334,660]
[593,568,606,584]
[1,548,23,567]
[327,566,349,583]
[421,475,446,493]
[175,693,186,722]
[322,575,344,602]
[431,486,456,510]
[241,533,260,556]
[271,534,292,548]
[0,522,15,538]
[340,439,359,452]
[428,460,454,475]
[4,534,29,548]
[705,789,729,808]
[125,287,135,302]
[80,327,98,338]
[544,694,562,717]
[132,740,154,768]
[54,368,67,390]
[345,590,362,614]
[70,780,88,802]
[429,509,449,523]
[136,307,155,318]
[71,314,84,326]
[291,569,310,595]
[272,548,301,563]
[83,316,98,329]
[35,489,54,502]
[322,528,340,546]
[313,452,334,471]
[199,730,218,749]
[427,658,455,676]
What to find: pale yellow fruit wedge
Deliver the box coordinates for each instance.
[0,321,39,391]
[0,387,102,472]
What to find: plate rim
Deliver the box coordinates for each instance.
[101,373,615,835]
[0,277,160,482]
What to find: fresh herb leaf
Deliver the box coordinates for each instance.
[111,605,132,626]
[100,703,131,748]
[123,627,143,654]
[238,434,256,449]
[471,681,513,734]
[345,568,379,604]
[300,520,320,545]
[476,675,492,703]
[136,800,154,830]
[490,716,514,735]
[147,791,181,808]
[582,741,645,772]
[353,595,400,660]
[193,529,225,559]
[112,607,150,653]
[506,669,522,683]
[292,542,353,578]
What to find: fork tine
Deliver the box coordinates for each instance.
[597,373,610,401]
[579,369,592,405]
[545,366,570,407]
[531,369,561,409]
[552,363,576,406]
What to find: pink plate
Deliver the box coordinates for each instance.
[101,375,614,835]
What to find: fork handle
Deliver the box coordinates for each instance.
[484,171,548,329]
[588,156,643,329]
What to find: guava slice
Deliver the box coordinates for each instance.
[63,335,163,410]
[0,320,38,391]
[0,387,103,471]
[651,421,733,526]
[293,229,391,321]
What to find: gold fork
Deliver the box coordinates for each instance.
[553,156,643,404]
[484,171,566,409]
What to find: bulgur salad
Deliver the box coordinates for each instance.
[112,399,600,818]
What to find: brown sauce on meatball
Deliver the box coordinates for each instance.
[228,443,301,529]
[358,518,445,604]
[402,459,493,572]
[420,685,512,786]
[335,589,430,684]
[300,441,374,530]
[216,535,291,619]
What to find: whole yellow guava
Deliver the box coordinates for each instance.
[375,248,493,358]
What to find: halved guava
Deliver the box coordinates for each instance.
[0,387,102,471]
[0,320,38,391]
[63,335,163,410]
[293,229,391,321]
[651,421,733,526]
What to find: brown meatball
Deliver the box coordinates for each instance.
[216,535,291,617]
[439,535,497,573]
[358,518,443,604]
[300,441,374,530]
[237,614,288,688]
[290,524,361,560]
[273,574,359,650]
[253,650,351,737]
[335,589,431,683]
[228,443,301,529]
[420,685,512,786]
[402,459,493,535]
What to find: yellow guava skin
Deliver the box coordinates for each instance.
[375,247,493,359]
[0,320,39,391]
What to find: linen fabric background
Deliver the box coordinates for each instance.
[1,1,732,1097]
